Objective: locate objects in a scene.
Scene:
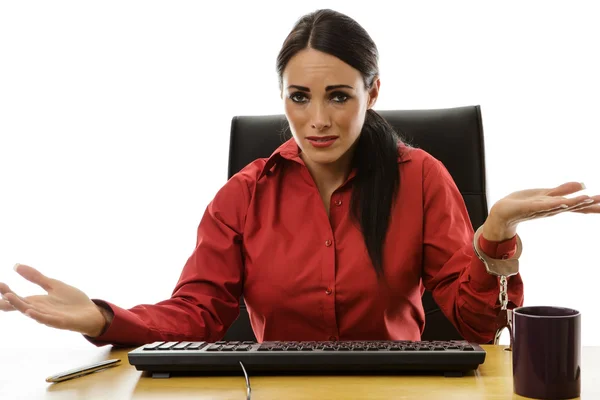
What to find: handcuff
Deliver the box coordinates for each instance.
[472,225,522,350]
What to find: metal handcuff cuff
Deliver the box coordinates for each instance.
[472,225,522,350]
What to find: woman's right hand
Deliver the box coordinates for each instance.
[0,264,112,337]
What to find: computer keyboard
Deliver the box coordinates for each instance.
[128,339,486,378]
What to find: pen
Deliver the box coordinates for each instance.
[46,359,121,383]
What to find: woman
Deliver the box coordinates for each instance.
[1,9,598,346]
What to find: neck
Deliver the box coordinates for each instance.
[301,150,354,193]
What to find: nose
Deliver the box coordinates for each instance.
[310,102,331,131]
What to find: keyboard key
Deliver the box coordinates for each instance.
[235,345,251,351]
[186,342,207,350]
[157,342,178,350]
[172,342,192,350]
[143,341,164,350]
[206,345,222,351]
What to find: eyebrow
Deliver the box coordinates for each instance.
[287,84,354,92]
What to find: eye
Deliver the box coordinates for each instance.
[289,92,309,103]
[330,92,350,103]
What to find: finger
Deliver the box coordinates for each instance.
[0,286,51,315]
[3,292,33,314]
[562,198,595,210]
[568,196,600,211]
[583,195,600,205]
[0,286,54,313]
[25,308,68,330]
[0,282,12,295]
[13,264,54,292]
[572,204,600,214]
[0,299,16,311]
[534,204,572,214]
[0,283,29,304]
[546,182,587,197]
[532,200,597,218]
[529,195,593,214]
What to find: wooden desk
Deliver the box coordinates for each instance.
[1,345,598,399]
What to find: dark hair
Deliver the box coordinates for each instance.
[276,9,402,277]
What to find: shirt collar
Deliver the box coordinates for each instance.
[258,138,412,180]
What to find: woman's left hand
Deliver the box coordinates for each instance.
[482,182,600,242]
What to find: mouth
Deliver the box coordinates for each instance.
[306,136,338,148]
[306,136,338,149]
[306,136,338,142]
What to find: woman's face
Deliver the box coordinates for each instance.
[281,48,379,169]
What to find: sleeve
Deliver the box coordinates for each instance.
[83,174,251,347]
[420,157,524,344]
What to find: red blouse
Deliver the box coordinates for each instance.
[87,139,523,347]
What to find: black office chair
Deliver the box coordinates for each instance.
[223,105,489,342]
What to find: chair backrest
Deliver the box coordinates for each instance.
[224,105,488,342]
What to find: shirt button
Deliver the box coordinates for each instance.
[325,240,332,247]
[329,336,338,341]
[334,200,342,206]
[501,254,509,260]
[325,287,332,295]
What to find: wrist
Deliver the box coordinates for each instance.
[85,304,113,337]
[482,214,517,242]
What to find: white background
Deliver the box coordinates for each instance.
[0,1,598,350]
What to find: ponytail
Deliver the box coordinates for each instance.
[350,109,402,278]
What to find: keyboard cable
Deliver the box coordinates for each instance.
[239,361,251,400]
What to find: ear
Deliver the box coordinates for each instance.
[367,77,380,110]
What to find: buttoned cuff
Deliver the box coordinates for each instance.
[469,234,518,288]
[479,234,518,259]
[82,299,147,347]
